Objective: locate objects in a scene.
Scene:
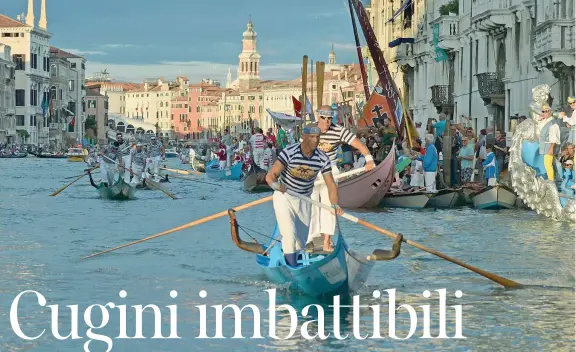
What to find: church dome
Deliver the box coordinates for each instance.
[243,21,256,39]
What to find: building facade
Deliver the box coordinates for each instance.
[0,0,51,147]
[367,0,575,134]
[49,47,86,148]
[85,88,108,143]
[0,43,16,144]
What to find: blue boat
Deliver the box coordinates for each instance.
[205,160,244,181]
[228,209,402,297]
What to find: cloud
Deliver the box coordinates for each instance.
[332,42,357,50]
[62,48,107,56]
[101,44,133,49]
[85,61,303,83]
[311,11,345,18]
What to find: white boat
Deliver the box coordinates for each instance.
[379,191,432,209]
[427,189,465,208]
[164,147,178,158]
[470,184,517,210]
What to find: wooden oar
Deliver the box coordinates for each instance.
[161,166,202,176]
[50,166,98,196]
[101,155,177,200]
[287,191,523,288]
[158,173,222,187]
[82,195,273,259]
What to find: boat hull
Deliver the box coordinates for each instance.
[338,144,396,209]
[206,161,244,181]
[0,152,27,158]
[380,192,432,209]
[37,154,67,159]
[191,158,206,173]
[470,184,517,210]
[97,176,137,200]
[242,168,271,193]
[427,189,464,208]
[255,223,371,297]
[68,156,85,162]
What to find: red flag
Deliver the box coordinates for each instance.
[69,116,75,126]
[292,96,302,118]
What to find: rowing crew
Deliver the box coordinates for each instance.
[266,106,374,267]
[98,132,167,187]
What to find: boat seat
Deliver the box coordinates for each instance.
[297,251,325,266]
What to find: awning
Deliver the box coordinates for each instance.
[388,37,415,48]
[386,0,412,23]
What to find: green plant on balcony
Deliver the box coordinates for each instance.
[439,0,459,15]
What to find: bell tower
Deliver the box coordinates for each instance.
[237,18,261,89]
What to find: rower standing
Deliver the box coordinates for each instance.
[148,136,165,181]
[130,143,149,186]
[265,124,342,267]
[99,138,121,186]
[115,133,132,183]
[307,105,375,251]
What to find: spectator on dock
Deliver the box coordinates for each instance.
[458,137,475,183]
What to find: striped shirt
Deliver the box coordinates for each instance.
[132,149,148,166]
[278,143,332,196]
[317,124,357,164]
[103,142,120,163]
[118,140,131,156]
[250,133,265,149]
[149,142,162,157]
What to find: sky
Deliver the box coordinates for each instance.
[1,0,369,83]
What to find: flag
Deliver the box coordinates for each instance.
[306,96,315,121]
[41,93,48,119]
[267,109,300,130]
[69,116,75,127]
[49,98,54,118]
[292,96,302,118]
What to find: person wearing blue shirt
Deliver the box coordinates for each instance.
[482,144,498,186]
[412,134,438,192]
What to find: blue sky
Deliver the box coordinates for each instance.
[1,0,368,83]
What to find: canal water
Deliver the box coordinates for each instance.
[0,157,574,351]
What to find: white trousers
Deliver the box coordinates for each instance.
[226,146,232,168]
[100,162,118,185]
[308,165,339,243]
[487,177,497,186]
[151,156,161,176]
[121,154,132,182]
[424,171,437,192]
[131,163,146,184]
[219,160,227,169]
[273,191,311,254]
[253,149,264,169]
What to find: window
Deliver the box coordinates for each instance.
[30,89,38,106]
[71,63,76,69]
[50,64,57,77]
[13,54,25,70]
[69,80,75,92]
[31,53,38,69]
[88,100,96,108]
[15,90,25,106]
[16,115,25,126]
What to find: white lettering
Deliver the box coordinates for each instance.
[10,290,46,340]
[300,304,329,340]
[387,289,417,340]
[213,304,262,338]
[331,295,349,339]
[267,288,297,340]
[84,304,113,352]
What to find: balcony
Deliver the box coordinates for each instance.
[430,85,454,108]
[429,15,460,50]
[472,0,514,32]
[534,19,575,69]
[476,72,505,106]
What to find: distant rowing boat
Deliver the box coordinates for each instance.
[0,152,27,158]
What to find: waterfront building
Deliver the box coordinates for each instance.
[0,0,51,146]
[366,0,575,134]
[85,88,109,143]
[0,44,16,144]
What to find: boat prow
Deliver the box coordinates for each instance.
[96,175,137,200]
[470,184,517,210]
[242,167,272,193]
[338,142,396,208]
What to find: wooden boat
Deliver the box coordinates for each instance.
[0,152,27,158]
[338,142,396,209]
[206,160,244,181]
[88,172,136,200]
[228,209,402,297]
[191,157,206,173]
[427,188,464,208]
[242,166,271,193]
[67,147,87,162]
[379,190,432,209]
[470,184,517,210]
[37,153,67,159]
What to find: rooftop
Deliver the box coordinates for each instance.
[0,14,30,28]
